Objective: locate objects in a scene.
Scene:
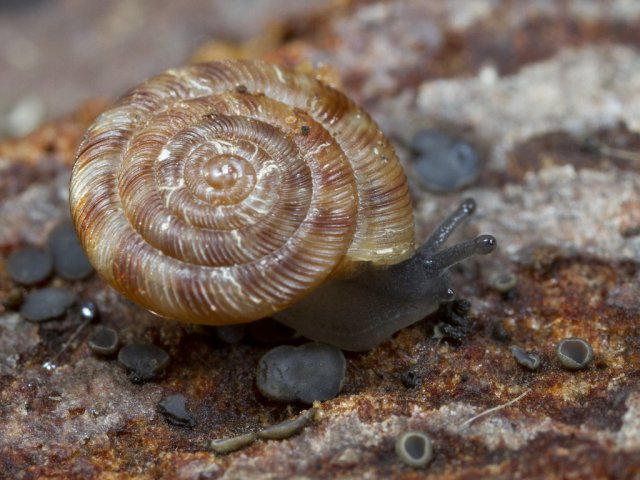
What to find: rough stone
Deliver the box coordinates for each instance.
[0,1,639,479]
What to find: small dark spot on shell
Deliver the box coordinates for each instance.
[409,129,479,192]
[257,343,346,404]
[257,408,315,440]
[215,324,246,344]
[235,84,248,93]
[2,287,24,310]
[20,287,75,322]
[88,326,119,356]
[118,343,170,383]
[395,431,434,468]
[510,345,541,371]
[300,125,310,135]
[211,432,256,454]
[7,246,52,285]
[47,221,94,281]
[400,369,419,388]
[556,337,594,370]
[157,394,196,428]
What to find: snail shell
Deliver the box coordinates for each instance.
[70,60,414,325]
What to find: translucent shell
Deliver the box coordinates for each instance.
[70,60,414,324]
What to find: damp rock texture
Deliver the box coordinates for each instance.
[1,1,640,479]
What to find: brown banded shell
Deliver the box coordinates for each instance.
[70,60,414,325]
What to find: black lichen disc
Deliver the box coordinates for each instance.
[395,431,434,468]
[20,287,75,322]
[556,337,594,370]
[7,246,53,285]
[118,343,170,382]
[256,343,346,404]
[88,326,119,355]
[409,129,479,192]
[47,221,94,281]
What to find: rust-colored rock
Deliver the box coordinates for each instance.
[1,1,640,479]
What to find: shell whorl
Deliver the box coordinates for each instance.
[70,60,414,324]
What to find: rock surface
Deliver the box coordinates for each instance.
[1,1,639,479]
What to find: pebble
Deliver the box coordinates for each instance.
[88,326,119,355]
[409,129,479,192]
[20,287,75,322]
[258,408,316,440]
[7,246,52,285]
[257,343,346,404]
[118,343,170,383]
[556,337,594,370]
[510,345,541,371]
[157,394,196,428]
[47,221,94,280]
[395,431,434,468]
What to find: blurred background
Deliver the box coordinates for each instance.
[0,0,328,138]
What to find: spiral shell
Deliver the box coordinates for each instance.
[70,60,414,324]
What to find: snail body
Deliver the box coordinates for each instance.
[70,60,495,351]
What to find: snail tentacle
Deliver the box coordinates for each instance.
[419,197,477,254]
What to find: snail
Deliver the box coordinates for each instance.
[70,60,496,352]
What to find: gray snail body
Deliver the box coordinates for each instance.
[275,199,495,351]
[69,60,496,352]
